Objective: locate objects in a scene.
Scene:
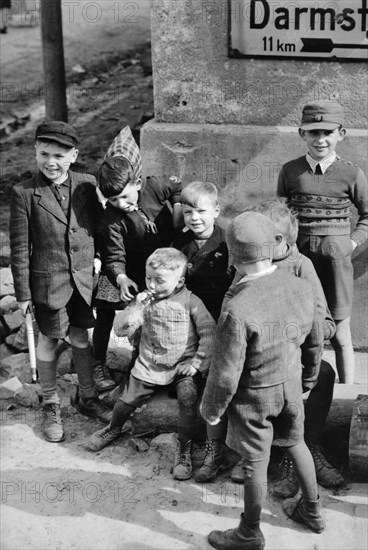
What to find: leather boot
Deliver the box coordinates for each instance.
[272,453,299,498]
[173,438,192,480]
[309,444,344,488]
[78,397,113,424]
[283,494,325,533]
[42,403,65,442]
[208,514,265,550]
[195,438,225,482]
[92,358,116,392]
[230,459,244,484]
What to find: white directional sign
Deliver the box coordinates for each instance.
[230,0,368,60]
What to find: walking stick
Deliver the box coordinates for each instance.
[25,305,37,382]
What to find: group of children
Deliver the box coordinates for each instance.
[10,101,367,550]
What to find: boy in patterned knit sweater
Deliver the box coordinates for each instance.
[278,102,368,384]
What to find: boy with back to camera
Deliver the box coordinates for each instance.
[92,156,183,383]
[200,211,325,550]
[10,121,112,443]
[86,248,216,481]
[172,181,232,482]
[278,101,368,384]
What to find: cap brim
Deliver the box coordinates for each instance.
[36,133,77,147]
[300,122,340,130]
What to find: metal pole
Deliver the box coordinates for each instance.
[40,0,68,121]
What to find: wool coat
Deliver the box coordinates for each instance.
[10,170,99,309]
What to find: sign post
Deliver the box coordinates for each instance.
[230,0,368,61]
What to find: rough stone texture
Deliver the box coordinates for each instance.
[151,0,367,128]
[0,295,17,315]
[0,353,33,384]
[0,268,14,297]
[3,310,23,333]
[0,376,23,399]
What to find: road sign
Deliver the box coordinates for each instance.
[229,0,368,61]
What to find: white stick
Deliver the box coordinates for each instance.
[25,309,37,382]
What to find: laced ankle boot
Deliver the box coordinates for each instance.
[309,444,344,488]
[272,453,299,498]
[173,438,192,480]
[92,358,116,392]
[208,513,265,550]
[283,495,325,533]
[42,403,65,442]
[195,438,225,482]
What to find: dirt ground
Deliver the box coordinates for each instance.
[1,3,367,550]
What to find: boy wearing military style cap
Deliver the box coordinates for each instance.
[201,211,325,550]
[10,121,112,443]
[278,102,368,384]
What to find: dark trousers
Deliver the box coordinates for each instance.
[304,359,335,445]
[112,373,198,442]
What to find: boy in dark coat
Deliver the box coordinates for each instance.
[172,181,232,482]
[10,121,112,443]
[201,211,325,550]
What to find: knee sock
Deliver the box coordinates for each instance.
[110,400,136,429]
[177,381,197,443]
[37,359,59,404]
[242,460,268,525]
[72,345,96,400]
[92,308,115,361]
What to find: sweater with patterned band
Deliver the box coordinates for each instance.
[277,155,368,247]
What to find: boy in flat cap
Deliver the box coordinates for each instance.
[201,211,325,550]
[10,121,112,443]
[278,101,368,384]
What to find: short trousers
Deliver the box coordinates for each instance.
[119,372,201,408]
[297,234,354,320]
[226,373,305,461]
[35,288,96,339]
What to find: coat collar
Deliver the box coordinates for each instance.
[34,170,89,225]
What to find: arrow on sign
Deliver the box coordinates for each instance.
[301,38,368,53]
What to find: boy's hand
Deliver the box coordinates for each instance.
[116,274,138,301]
[18,300,31,317]
[177,363,197,376]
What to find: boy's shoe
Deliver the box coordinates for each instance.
[208,514,265,550]
[195,438,225,482]
[78,397,113,424]
[230,459,244,484]
[85,424,122,451]
[309,444,344,488]
[272,454,299,498]
[283,494,325,533]
[173,438,192,480]
[92,359,116,392]
[42,403,65,442]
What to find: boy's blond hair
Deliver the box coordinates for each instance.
[253,198,299,244]
[146,248,188,276]
[180,181,218,207]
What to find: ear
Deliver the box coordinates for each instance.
[71,148,79,164]
[176,276,185,289]
[298,128,306,140]
[337,127,346,142]
[214,204,221,218]
[135,179,142,191]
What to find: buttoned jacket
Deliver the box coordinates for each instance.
[10,170,99,309]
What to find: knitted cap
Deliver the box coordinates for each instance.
[227,211,278,264]
[300,102,344,130]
